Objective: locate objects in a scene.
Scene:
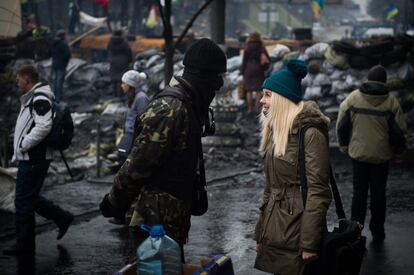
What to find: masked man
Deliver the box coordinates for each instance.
[99,38,227,259]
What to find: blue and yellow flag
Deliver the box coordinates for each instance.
[312,0,325,20]
[386,4,399,22]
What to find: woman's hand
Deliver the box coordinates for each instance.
[256,244,262,252]
[302,251,318,263]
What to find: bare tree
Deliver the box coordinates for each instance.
[156,0,217,83]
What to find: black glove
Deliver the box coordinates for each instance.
[99,194,126,219]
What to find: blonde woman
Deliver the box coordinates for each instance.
[254,59,332,275]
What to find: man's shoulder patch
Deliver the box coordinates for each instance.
[33,99,52,116]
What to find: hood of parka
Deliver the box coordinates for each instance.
[359,81,390,107]
[292,101,330,135]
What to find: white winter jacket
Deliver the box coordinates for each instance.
[12,83,54,162]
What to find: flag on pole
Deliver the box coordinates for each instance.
[386,4,399,22]
[145,4,158,29]
[312,0,325,20]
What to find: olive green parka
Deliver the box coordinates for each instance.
[336,81,407,164]
[255,101,332,275]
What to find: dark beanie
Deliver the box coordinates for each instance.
[183,38,227,74]
[368,65,387,83]
[262,59,308,103]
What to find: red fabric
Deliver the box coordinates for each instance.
[96,0,109,8]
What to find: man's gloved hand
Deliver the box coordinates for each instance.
[99,194,126,219]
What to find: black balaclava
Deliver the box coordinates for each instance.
[180,38,227,121]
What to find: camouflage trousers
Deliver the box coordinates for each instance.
[128,188,191,245]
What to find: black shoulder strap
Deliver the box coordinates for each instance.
[154,86,187,102]
[155,85,205,183]
[299,126,346,220]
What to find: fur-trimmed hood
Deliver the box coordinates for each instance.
[292,101,330,135]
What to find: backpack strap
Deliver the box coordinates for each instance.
[299,126,346,220]
[154,85,205,180]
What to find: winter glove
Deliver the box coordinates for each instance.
[99,193,126,219]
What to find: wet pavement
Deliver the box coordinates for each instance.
[0,151,413,274]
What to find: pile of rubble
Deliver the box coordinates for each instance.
[266,35,414,146]
[3,35,414,184]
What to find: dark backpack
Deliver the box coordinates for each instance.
[30,92,74,151]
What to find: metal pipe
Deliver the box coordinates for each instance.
[96,119,101,178]
[2,131,8,168]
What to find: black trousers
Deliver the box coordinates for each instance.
[351,159,389,237]
[15,160,69,250]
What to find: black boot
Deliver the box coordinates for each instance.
[56,212,74,240]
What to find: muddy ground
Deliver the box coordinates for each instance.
[0,115,414,275]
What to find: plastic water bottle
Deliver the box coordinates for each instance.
[137,224,182,275]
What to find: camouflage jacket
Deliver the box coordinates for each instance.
[109,85,196,244]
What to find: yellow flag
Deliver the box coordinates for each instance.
[146,5,158,29]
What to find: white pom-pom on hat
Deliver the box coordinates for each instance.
[122,70,146,88]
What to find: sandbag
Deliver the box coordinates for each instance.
[270,44,291,61]
[304,86,322,100]
[314,73,332,86]
[283,51,301,64]
[323,59,336,75]
[302,74,315,87]
[308,59,324,75]
[329,69,347,81]
[324,47,350,70]
[304,42,329,61]
[272,60,285,73]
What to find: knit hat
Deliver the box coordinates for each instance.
[183,38,227,74]
[262,59,308,103]
[367,65,387,83]
[122,70,147,88]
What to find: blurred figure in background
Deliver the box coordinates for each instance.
[241,32,270,114]
[51,29,71,102]
[107,30,132,96]
[118,70,149,164]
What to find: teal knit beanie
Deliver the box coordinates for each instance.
[262,59,308,103]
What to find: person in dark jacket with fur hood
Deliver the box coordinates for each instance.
[107,30,132,96]
[336,65,407,243]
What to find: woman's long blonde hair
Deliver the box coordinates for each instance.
[260,92,304,157]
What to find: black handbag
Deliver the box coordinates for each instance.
[191,131,208,216]
[299,127,366,275]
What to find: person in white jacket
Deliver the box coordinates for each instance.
[3,65,74,256]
